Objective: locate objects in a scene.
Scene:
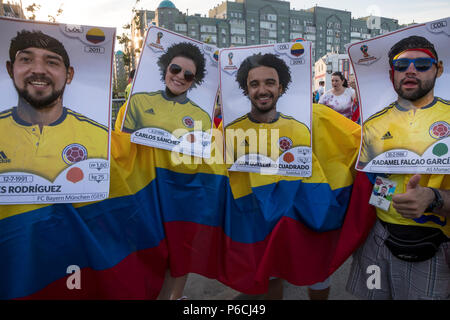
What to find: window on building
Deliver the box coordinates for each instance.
[267,14,277,21]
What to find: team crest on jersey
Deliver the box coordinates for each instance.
[62,144,88,165]
[182,116,194,128]
[279,137,293,151]
[429,121,450,139]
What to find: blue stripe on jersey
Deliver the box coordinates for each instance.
[67,109,108,132]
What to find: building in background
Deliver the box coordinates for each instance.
[314,53,353,92]
[113,50,128,98]
[0,1,25,18]
[126,0,401,69]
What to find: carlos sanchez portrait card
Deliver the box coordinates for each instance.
[347,17,450,174]
[0,17,114,204]
[121,25,219,159]
[220,42,313,177]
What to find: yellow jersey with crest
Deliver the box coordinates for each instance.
[225,112,311,163]
[122,90,212,136]
[0,107,108,182]
[359,97,450,165]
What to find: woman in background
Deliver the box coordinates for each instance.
[319,71,355,119]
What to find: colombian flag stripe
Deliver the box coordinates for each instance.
[164,172,375,294]
[156,167,353,242]
[0,104,369,299]
[0,185,166,300]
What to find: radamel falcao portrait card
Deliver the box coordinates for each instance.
[348,17,450,174]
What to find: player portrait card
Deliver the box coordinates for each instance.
[220,42,313,177]
[121,26,218,158]
[348,17,450,174]
[0,17,114,204]
[369,176,397,211]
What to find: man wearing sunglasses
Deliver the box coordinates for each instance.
[122,42,211,135]
[348,35,450,300]
[358,35,445,168]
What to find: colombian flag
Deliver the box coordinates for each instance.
[0,104,375,299]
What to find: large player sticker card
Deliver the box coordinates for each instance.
[121,26,218,158]
[0,17,114,204]
[348,18,450,174]
[220,43,313,177]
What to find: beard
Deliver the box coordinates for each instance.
[250,94,279,114]
[14,75,66,109]
[394,76,436,102]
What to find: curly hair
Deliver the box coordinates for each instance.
[158,42,206,88]
[236,53,291,96]
[388,35,438,67]
[9,30,70,69]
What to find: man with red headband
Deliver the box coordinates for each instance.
[358,36,445,167]
[347,36,450,300]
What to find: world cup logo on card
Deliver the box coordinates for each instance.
[360,45,369,58]
[156,32,163,44]
[228,52,234,65]
[356,44,379,65]
[148,30,164,51]
[223,51,238,74]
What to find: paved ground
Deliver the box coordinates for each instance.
[184,257,358,300]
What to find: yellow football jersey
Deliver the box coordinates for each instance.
[377,173,450,237]
[0,107,108,181]
[359,97,450,165]
[114,101,127,132]
[123,91,212,136]
[225,112,311,163]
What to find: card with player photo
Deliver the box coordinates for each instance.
[121,25,219,159]
[0,17,114,204]
[347,17,450,174]
[220,42,313,177]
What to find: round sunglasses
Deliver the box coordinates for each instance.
[168,63,195,82]
[392,57,437,72]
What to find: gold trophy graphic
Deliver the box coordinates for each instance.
[228,52,234,65]
[156,32,163,44]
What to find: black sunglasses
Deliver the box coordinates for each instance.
[168,63,195,82]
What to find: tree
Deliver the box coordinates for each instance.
[24,2,64,22]
[25,3,41,20]
[48,4,64,23]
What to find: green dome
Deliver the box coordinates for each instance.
[158,0,176,9]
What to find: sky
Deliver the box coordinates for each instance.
[18,0,450,50]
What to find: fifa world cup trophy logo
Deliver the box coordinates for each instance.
[360,44,369,58]
[228,52,234,65]
[156,32,163,45]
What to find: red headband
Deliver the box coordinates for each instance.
[393,48,436,60]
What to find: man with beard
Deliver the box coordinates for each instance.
[347,35,450,300]
[225,53,310,164]
[225,53,318,300]
[358,36,446,168]
[0,30,108,181]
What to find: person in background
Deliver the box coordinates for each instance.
[114,69,135,131]
[319,72,355,119]
[315,80,325,103]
